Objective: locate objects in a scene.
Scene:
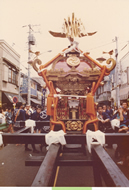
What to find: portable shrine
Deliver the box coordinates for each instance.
[31,13,116,133]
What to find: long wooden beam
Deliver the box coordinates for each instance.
[16,121,50,128]
[92,144,129,187]
[2,133,46,144]
[2,133,129,145]
[26,157,93,167]
[18,120,50,125]
[15,127,31,133]
[32,144,61,187]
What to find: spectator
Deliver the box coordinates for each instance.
[97,104,112,132]
[107,105,113,118]
[114,102,129,165]
[25,104,32,120]
[111,102,129,133]
[102,105,107,112]
[31,105,42,121]
[13,102,26,122]
[2,107,8,116]
[0,108,9,132]
[13,102,39,153]
[32,105,36,113]
[113,106,118,115]
[0,108,6,124]
[5,107,14,133]
[31,105,43,151]
[11,108,14,115]
[31,105,42,132]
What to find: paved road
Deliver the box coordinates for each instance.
[0,143,129,187]
[0,144,44,186]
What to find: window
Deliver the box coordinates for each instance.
[96,89,98,97]
[98,87,100,94]
[8,69,12,82]
[37,84,41,92]
[101,86,104,93]
[31,81,36,89]
[20,78,23,87]
[8,68,17,84]
[12,71,16,84]
[3,64,8,82]
[102,85,104,93]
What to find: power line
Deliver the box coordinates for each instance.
[85,38,129,53]
[85,41,115,52]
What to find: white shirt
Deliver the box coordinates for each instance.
[0,113,6,124]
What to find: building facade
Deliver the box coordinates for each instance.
[0,40,25,108]
[95,74,112,106]
[119,52,129,103]
[20,74,48,107]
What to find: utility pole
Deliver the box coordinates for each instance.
[23,24,40,105]
[28,24,31,106]
[18,69,21,102]
[115,36,120,107]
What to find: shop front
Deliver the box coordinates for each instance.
[2,92,26,108]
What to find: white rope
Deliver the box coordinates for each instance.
[38,68,46,73]
[54,94,87,98]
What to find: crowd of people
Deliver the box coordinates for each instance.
[97,102,129,166]
[97,102,129,133]
[0,102,50,153]
[1,101,129,135]
[0,102,49,124]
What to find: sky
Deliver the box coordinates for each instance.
[0,0,129,76]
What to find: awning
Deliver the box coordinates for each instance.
[3,92,26,104]
[120,87,129,100]
[30,98,41,105]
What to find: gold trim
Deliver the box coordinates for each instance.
[67,55,80,67]
[106,58,116,73]
[32,58,42,72]
[65,120,83,131]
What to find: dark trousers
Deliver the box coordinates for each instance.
[98,121,113,148]
[98,121,113,133]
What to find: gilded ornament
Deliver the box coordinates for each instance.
[106,58,116,73]
[65,120,83,131]
[77,121,83,131]
[32,58,42,72]
[70,121,78,130]
[67,55,80,67]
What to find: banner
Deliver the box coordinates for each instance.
[42,88,46,110]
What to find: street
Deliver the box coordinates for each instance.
[0,143,129,187]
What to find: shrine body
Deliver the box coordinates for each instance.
[32,42,115,134]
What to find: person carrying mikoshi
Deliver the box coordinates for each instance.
[5,107,14,133]
[97,104,112,133]
[111,101,129,133]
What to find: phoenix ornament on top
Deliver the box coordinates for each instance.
[49,13,97,42]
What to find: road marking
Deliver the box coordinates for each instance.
[53,152,63,186]
[53,166,60,187]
